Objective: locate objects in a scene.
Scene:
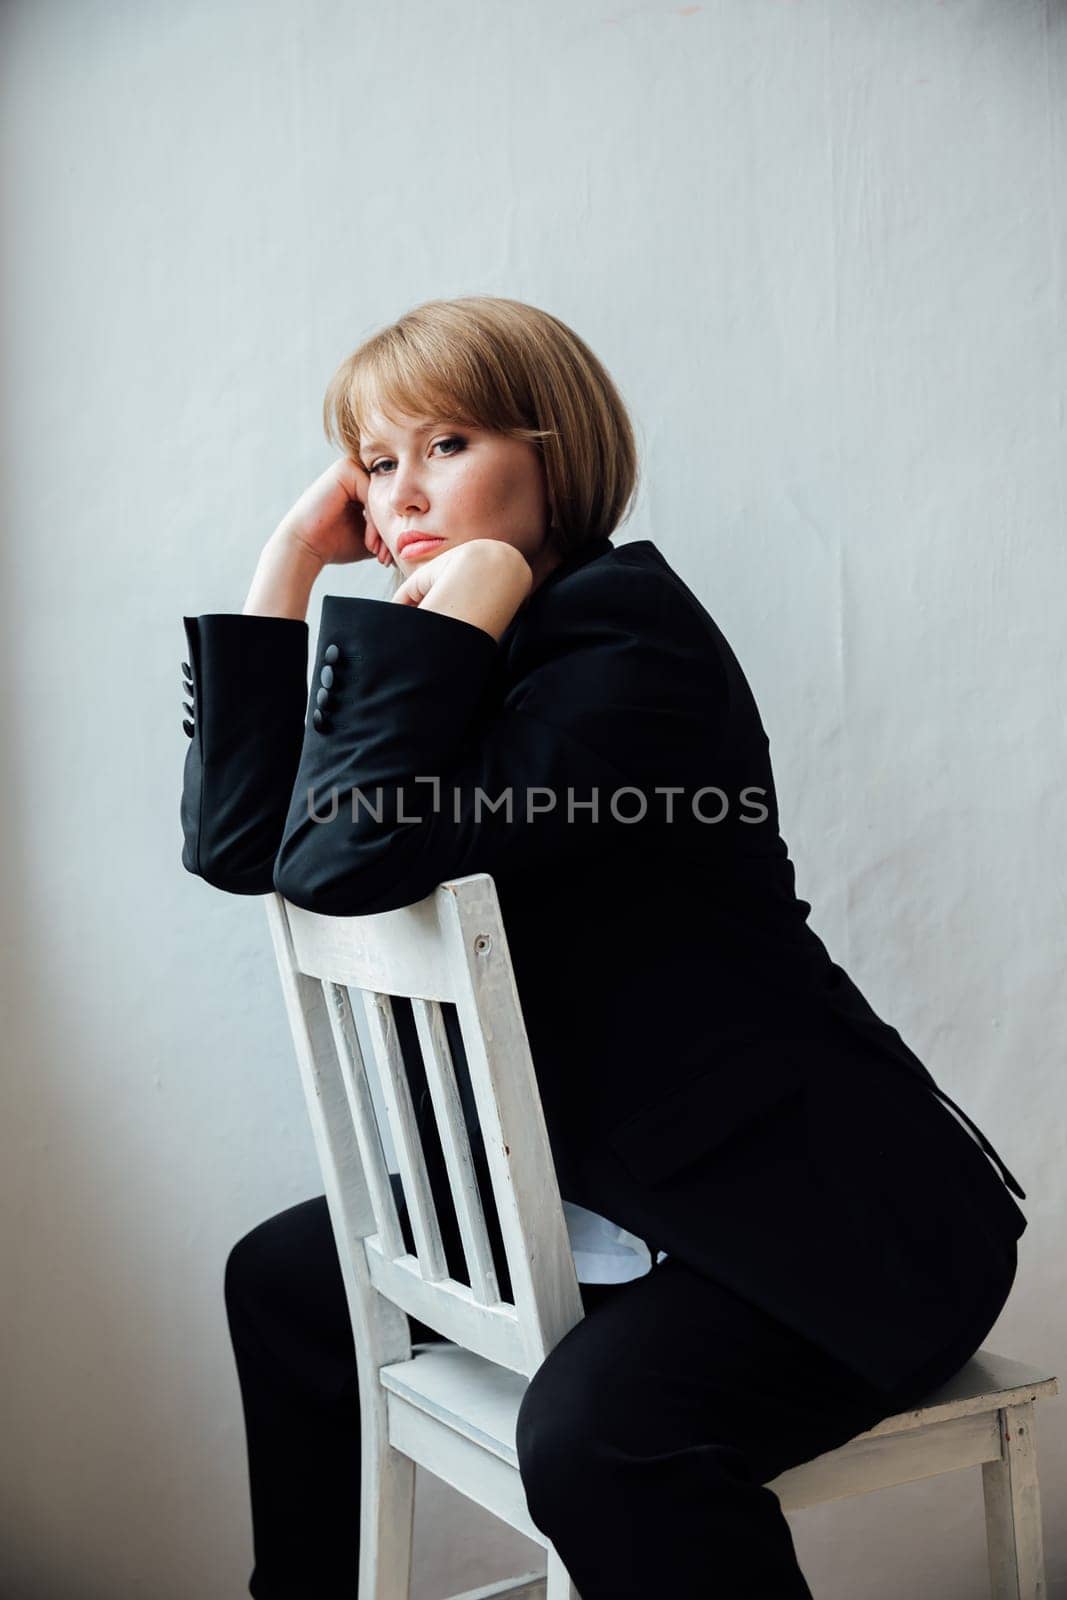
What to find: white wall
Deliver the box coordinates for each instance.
[1,1,1063,1595]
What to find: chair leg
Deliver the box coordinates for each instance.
[545,1545,580,1600]
[358,1438,416,1600]
[982,1401,1048,1600]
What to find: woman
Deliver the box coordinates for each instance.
[181,295,1027,1599]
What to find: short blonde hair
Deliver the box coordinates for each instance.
[323,295,639,561]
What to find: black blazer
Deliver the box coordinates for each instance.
[180,535,1027,1392]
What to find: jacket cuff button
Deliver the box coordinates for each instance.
[312,707,329,733]
[182,719,195,738]
[323,643,340,664]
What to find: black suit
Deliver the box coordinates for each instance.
[182,535,1026,1397]
[187,534,1030,1587]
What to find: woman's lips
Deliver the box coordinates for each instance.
[400,537,446,560]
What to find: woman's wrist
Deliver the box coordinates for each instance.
[243,527,324,620]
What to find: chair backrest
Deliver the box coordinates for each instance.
[264,873,586,1380]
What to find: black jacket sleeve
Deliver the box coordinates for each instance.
[181,568,729,915]
[180,613,309,893]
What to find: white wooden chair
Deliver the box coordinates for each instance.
[265,873,1057,1600]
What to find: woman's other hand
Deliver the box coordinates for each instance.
[276,456,395,570]
[390,539,532,642]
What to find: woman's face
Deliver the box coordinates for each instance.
[358,409,562,588]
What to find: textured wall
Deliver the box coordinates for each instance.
[1,1,1063,1595]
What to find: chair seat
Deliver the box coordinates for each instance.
[382,1342,1057,1480]
[382,1341,530,1468]
[847,1349,1057,1435]
[770,1347,1058,1511]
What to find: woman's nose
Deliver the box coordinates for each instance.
[388,463,429,513]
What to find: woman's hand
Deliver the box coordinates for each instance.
[391,539,533,642]
[243,455,395,619]
[275,455,395,570]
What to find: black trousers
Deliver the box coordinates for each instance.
[224,1180,1017,1600]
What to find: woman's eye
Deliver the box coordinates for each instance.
[368,435,466,475]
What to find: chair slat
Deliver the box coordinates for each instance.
[443,881,585,1368]
[364,990,448,1280]
[411,997,501,1305]
[321,979,406,1261]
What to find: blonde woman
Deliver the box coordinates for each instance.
[181,295,1026,1599]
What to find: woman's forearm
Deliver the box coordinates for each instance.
[243,528,324,620]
